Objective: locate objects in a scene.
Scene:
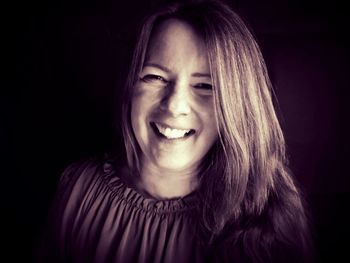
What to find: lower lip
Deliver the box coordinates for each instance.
[150,122,194,141]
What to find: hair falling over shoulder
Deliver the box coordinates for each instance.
[121,0,313,262]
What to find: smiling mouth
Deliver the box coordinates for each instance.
[150,122,195,139]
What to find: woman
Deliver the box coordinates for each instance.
[39,0,312,262]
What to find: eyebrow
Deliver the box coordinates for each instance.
[143,63,211,78]
[191,72,211,78]
[143,63,171,73]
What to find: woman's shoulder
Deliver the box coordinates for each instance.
[56,154,126,198]
[59,156,101,187]
[211,185,313,262]
[60,156,100,181]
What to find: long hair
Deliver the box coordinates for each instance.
[121,0,312,261]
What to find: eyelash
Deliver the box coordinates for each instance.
[140,74,212,91]
[140,74,168,84]
[193,83,213,90]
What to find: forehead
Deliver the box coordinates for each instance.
[152,18,201,42]
[146,18,207,63]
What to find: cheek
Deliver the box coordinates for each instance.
[132,85,164,115]
[131,86,150,119]
[130,97,141,129]
[204,117,218,143]
[130,93,147,143]
[199,101,218,140]
[131,91,160,135]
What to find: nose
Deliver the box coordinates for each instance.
[160,82,191,116]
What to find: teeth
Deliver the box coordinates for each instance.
[155,123,191,139]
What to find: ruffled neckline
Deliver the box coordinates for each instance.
[101,161,199,214]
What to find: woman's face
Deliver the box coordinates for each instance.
[131,19,218,173]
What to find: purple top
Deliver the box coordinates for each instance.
[41,159,207,263]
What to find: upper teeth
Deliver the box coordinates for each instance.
[155,123,191,139]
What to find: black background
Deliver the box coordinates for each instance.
[6,0,349,261]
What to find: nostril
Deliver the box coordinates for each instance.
[160,92,191,116]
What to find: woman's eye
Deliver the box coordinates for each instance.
[193,83,213,90]
[140,74,168,84]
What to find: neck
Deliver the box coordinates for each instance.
[137,162,199,200]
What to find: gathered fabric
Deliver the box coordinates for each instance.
[42,158,207,263]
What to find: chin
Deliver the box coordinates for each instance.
[155,157,196,172]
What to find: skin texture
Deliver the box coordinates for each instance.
[131,19,218,199]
